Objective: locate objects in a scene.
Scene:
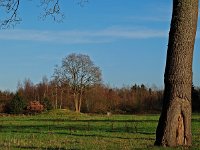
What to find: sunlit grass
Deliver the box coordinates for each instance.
[0,110,199,149]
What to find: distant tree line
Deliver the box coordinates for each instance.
[1,80,200,114]
[0,53,200,114]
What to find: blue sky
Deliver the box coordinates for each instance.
[0,0,200,91]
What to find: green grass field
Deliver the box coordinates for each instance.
[0,110,199,150]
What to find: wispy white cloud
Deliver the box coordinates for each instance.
[0,27,168,44]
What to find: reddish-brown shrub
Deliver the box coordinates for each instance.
[26,100,44,114]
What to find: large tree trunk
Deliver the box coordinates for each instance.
[155,0,198,147]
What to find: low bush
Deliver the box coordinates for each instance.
[26,100,44,114]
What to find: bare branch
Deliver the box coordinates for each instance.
[0,0,21,29]
[0,0,89,28]
[39,0,64,23]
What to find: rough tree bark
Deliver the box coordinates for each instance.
[155,0,198,147]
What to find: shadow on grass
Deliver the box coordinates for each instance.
[0,122,155,142]
[0,122,155,136]
[192,118,200,122]
[8,129,155,142]
[14,146,79,150]
[28,118,158,123]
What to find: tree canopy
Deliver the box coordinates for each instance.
[53,53,101,112]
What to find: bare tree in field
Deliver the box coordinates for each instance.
[155,0,198,147]
[54,53,101,113]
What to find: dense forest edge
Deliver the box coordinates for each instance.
[0,79,200,115]
[0,53,200,115]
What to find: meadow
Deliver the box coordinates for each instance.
[0,110,199,150]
